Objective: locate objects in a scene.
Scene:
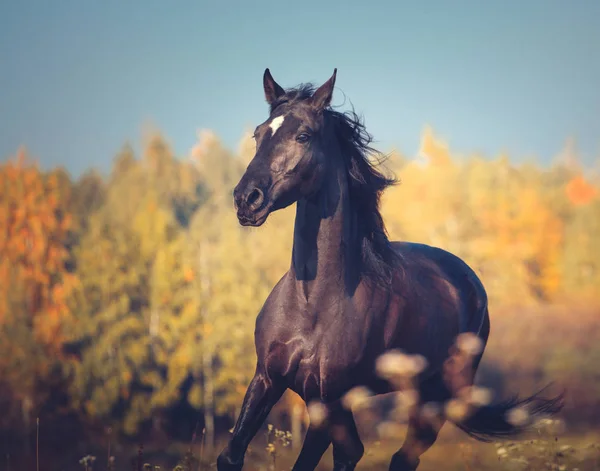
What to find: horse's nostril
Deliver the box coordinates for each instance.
[246,188,264,209]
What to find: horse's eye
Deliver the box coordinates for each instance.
[296,133,310,143]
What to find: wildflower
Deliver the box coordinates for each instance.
[468,386,493,407]
[506,406,529,426]
[408,354,428,375]
[375,350,426,380]
[342,386,372,410]
[375,350,414,379]
[455,333,484,356]
[307,401,328,427]
[444,398,470,422]
[395,389,419,410]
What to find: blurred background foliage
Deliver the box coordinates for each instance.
[0,125,599,458]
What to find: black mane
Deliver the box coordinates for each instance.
[329,106,400,287]
[276,84,401,287]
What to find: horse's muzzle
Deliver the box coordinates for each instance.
[233,182,271,226]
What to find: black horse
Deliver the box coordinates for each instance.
[217,69,563,471]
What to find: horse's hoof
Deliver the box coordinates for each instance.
[389,452,420,471]
[216,452,244,471]
[333,459,357,471]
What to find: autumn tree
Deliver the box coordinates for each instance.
[3,122,596,440]
[0,149,77,431]
[67,135,205,435]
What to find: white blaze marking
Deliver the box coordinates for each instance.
[269,115,285,136]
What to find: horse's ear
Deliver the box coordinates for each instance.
[263,68,285,106]
[311,68,337,110]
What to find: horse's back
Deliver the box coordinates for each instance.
[388,241,490,361]
[393,241,488,313]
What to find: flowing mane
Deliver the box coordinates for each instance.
[328,105,400,287]
[272,83,401,287]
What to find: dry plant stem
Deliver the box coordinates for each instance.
[189,421,200,456]
[107,427,112,471]
[200,428,206,464]
[36,417,39,471]
[137,444,144,471]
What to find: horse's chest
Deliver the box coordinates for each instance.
[287,326,368,402]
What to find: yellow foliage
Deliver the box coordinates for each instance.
[202,323,214,336]
[419,126,452,167]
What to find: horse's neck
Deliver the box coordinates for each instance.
[291,158,361,302]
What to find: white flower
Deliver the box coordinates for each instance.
[505,406,529,427]
[460,386,493,407]
[307,401,328,427]
[341,386,372,410]
[444,398,470,421]
[456,333,484,356]
[375,350,429,380]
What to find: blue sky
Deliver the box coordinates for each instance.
[1,0,599,178]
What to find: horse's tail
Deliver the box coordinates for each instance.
[452,385,565,442]
[450,280,565,442]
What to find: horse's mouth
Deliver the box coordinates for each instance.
[236,205,271,227]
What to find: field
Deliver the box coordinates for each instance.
[3,303,596,471]
[31,423,600,471]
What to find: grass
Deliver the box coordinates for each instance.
[357,426,600,471]
[70,424,600,471]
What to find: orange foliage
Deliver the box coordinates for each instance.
[566,174,597,206]
[0,149,77,347]
[183,266,195,282]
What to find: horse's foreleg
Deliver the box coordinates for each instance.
[291,402,364,471]
[291,424,331,471]
[217,370,285,471]
[329,405,364,471]
[388,412,445,471]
